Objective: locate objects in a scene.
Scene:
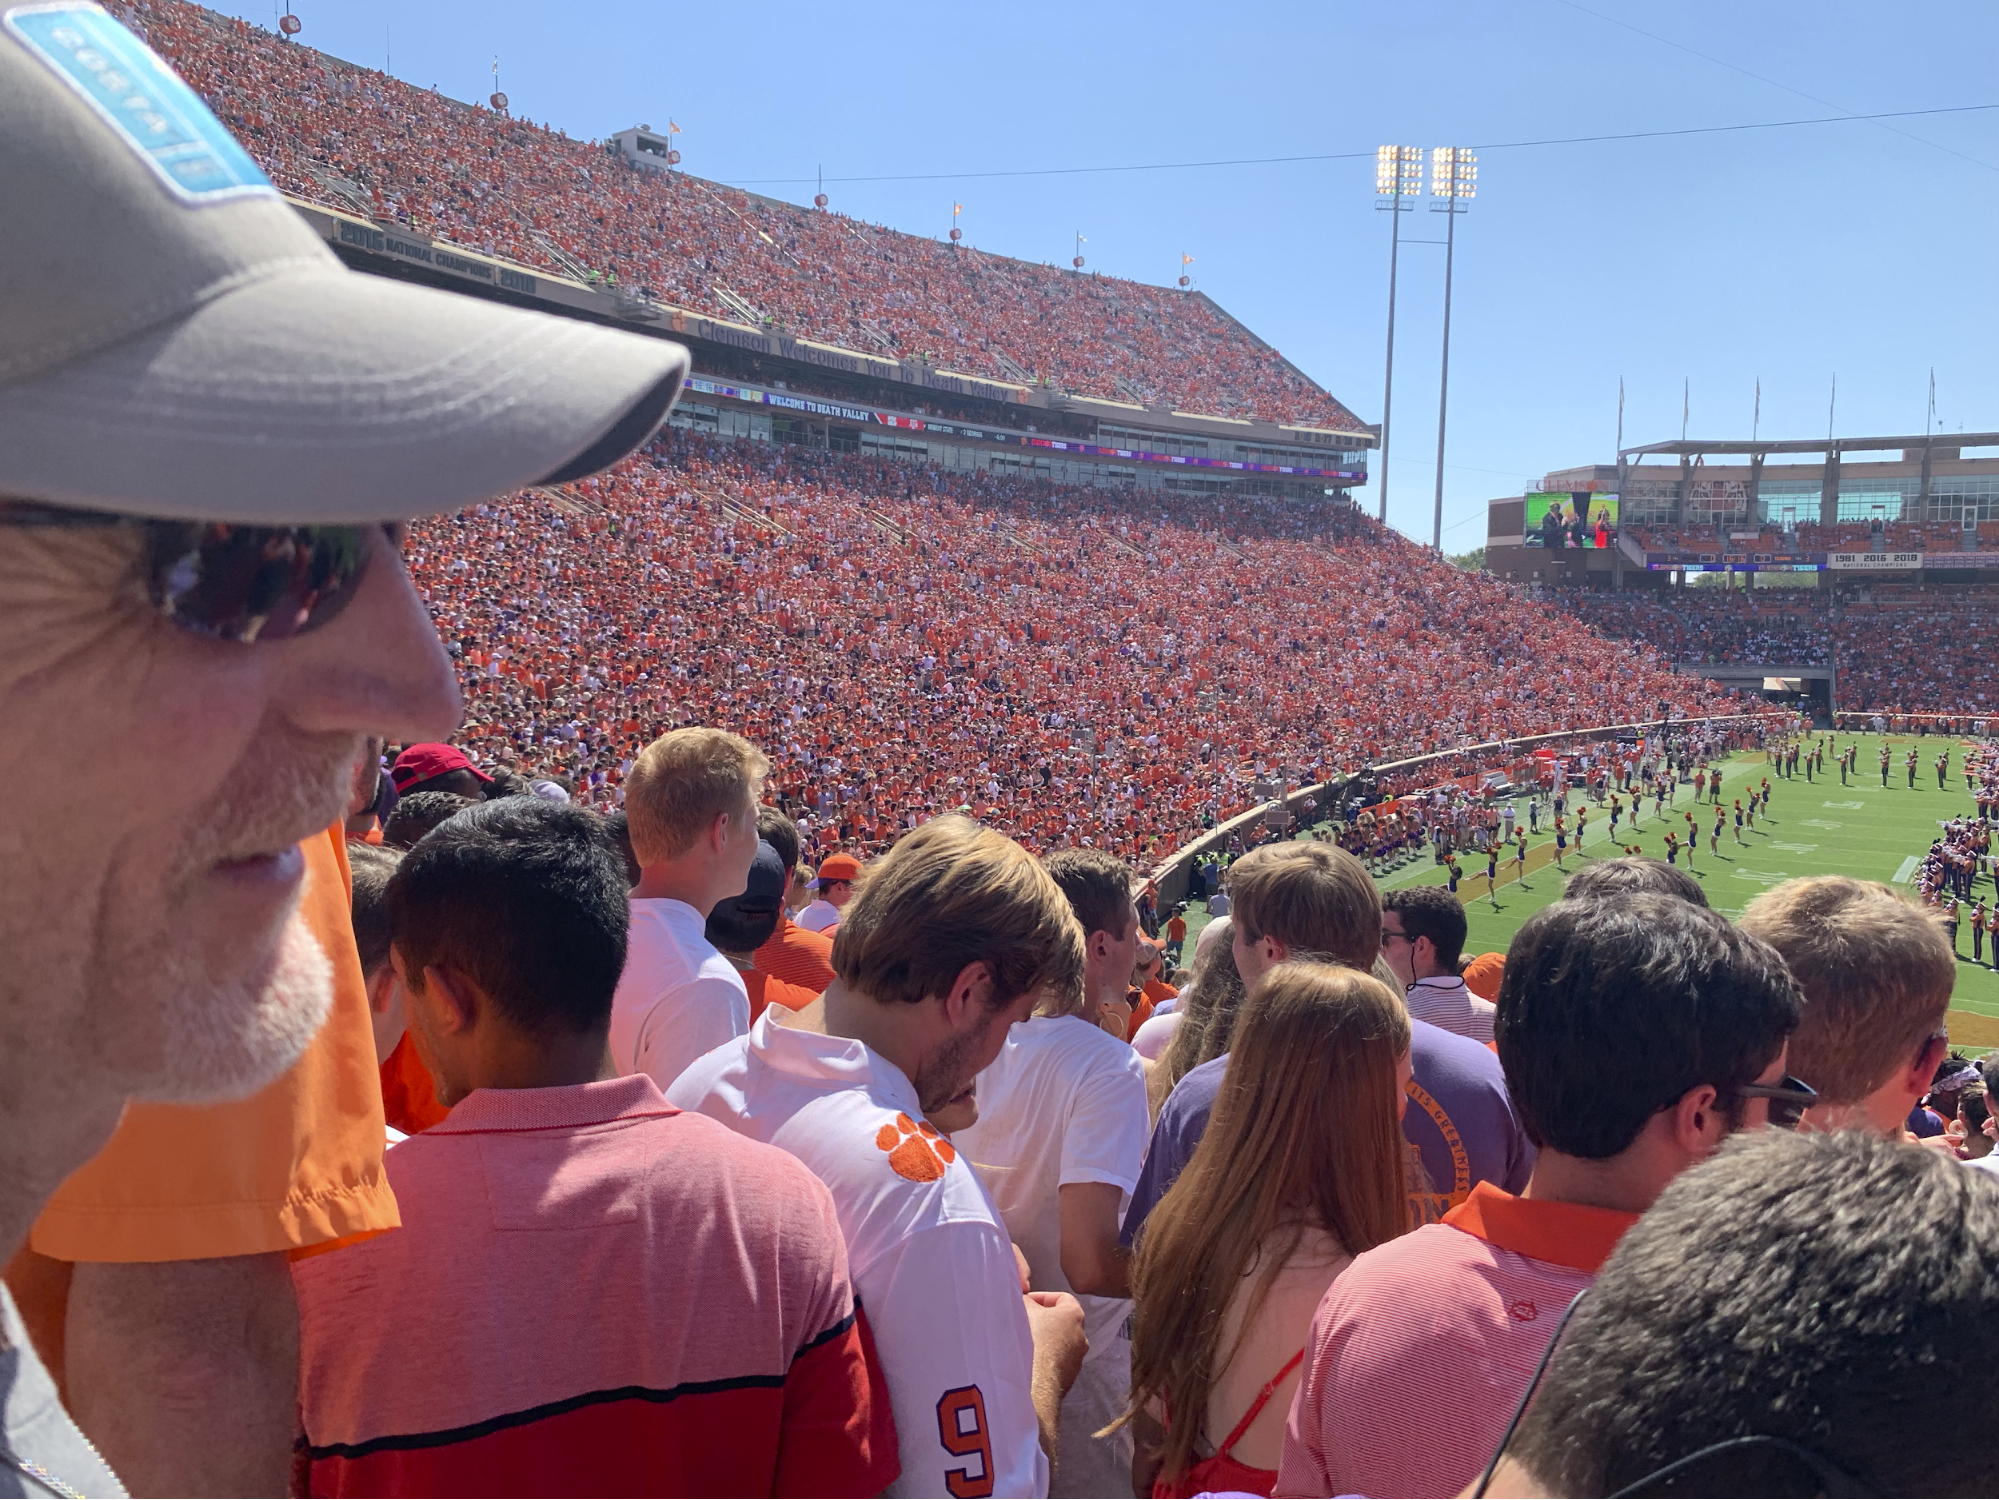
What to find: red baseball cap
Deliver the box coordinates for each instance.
[390,743,493,792]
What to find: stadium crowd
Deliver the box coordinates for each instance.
[412,426,1741,870]
[8,13,1999,1500]
[1556,581,1999,716]
[110,0,1361,431]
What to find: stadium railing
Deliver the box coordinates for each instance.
[1140,711,1794,908]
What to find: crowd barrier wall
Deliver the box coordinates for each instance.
[1138,712,1792,909]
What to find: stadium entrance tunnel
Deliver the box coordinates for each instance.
[1676,661,1833,724]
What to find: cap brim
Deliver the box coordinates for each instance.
[0,266,687,523]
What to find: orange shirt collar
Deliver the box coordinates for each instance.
[1441,1181,1638,1274]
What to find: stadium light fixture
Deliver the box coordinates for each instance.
[1429,148,1475,553]
[1374,146,1422,527]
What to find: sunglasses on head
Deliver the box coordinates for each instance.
[1,500,400,644]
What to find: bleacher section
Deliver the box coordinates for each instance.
[114,0,1364,433]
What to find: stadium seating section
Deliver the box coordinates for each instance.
[414,429,1737,865]
[1556,583,1999,718]
[115,0,1364,431]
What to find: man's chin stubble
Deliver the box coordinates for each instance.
[146,907,333,1105]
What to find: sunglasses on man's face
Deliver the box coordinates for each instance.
[1,500,400,644]
[1733,1072,1818,1130]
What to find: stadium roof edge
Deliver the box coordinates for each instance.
[1622,432,1999,459]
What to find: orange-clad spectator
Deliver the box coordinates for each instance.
[349,842,450,1134]
[1461,951,1505,1002]
[1130,938,1178,1036]
[0,8,689,1488]
[754,806,837,993]
[1165,904,1188,965]
[5,831,415,1495]
[709,842,823,1023]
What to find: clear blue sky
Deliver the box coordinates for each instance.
[218,0,1999,549]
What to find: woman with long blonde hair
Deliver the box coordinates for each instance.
[1116,960,1412,1498]
[1147,915,1247,1115]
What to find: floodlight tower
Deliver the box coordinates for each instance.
[1375,146,1422,525]
[1429,146,1476,553]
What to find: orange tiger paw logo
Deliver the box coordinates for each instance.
[876,1112,956,1182]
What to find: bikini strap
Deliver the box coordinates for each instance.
[1214,1349,1307,1458]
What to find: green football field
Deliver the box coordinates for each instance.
[1178,734,1999,1048]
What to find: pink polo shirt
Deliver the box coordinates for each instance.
[1275,1183,1638,1500]
[292,1074,898,1497]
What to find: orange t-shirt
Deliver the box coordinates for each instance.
[753,914,837,995]
[1166,915,1187,943]
[380,1032,450,1136]
[29,827,399,1263]
[744,970,821,1025]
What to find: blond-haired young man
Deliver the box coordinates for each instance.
[609,727,769,1090]
[1739,875,1955,1135]
[670,816,1089,1497]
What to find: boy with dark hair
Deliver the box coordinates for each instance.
[752,804,837,992]
[1485,1130,1999,1498]
[1380,887,1490,1043]
[706,841,820,1021]
[349,843,447,1136]
[1562,853,1707,907]
[1278,894,1806,1500]
[381,789,479,851]
[293,799,895,1496]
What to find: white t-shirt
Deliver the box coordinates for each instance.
[1131,1010,1183,1062]
[608,898,749,1092]
[668,1015,1045,1499]
[953,1016,1150,1498]
[796,898,841,933]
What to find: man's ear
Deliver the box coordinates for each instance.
[940,960,993,1028]
[1904,1033,1950,1098]
[365,962,399,1020]
[1265,935,1291,966]
[1669,1082,1727,1156]
[420,965,482,1037]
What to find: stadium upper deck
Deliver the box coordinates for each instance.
[112,0,1364,436]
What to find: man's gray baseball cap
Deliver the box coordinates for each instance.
[0,3,688,523]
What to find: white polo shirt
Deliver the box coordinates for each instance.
[608,898,749,1092]
[667,1015,1046,1499]
[796,898,841,933]
[1405,974,1496,1045]
[953,1016,1150,1499]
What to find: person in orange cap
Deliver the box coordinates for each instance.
[1462,951,1505,1003]
[797,852,863,934]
